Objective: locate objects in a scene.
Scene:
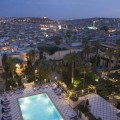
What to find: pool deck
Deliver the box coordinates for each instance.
[1,84,120,120]
[0,84,79,120]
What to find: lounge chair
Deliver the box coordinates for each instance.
[3,93,7,97]
[41,85,45,89]
[58,94,64,99]
[33,88,37,91]
[1,115,12,120]
[33,85,38,91]
[1,101,10,106]
[37,86,40,90]
[2,98,9,103]
[69,115,78,120]
[9,91,12,96]
[45,85,49,88]
[2,106,11,110]
[56,91,61,96]
[2,107,11,110]
[1,108,11,113]
[52,87,57,90]
[54,89,60,93]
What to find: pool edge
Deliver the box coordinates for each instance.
[17,92,65,120]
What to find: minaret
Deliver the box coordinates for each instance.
[93,21,96,28]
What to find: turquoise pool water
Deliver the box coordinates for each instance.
[18,93,63,120]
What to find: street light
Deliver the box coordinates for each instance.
[16,82,18,87]
[55,76,57,80]
[95,78,99,82]
[35,69,38,83]
[16,64,20,70]
[10,86,12,90]
[35,69,37,74]
[83,68,86,90]
[44,79,46,83]
[81,89,84,95]
[55,76,59,87]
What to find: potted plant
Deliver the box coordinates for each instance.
[86,99,89,106]
[70,95,78,102]
[68,90,80,108]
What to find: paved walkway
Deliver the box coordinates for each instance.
[0,84,79,120]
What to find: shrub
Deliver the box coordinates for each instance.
[116,102,120,109]
[69,90,78,101]
[70,96,78,101]
[78,105,89,113]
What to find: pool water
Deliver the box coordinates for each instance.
[18,93,63,120]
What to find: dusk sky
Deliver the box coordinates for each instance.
[0,0,120,20]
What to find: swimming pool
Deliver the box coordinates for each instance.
[18,93,64,120]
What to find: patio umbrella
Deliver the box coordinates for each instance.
[1,99,3,104]
[86,99,89,106]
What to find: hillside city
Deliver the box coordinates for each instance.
[0,17,120,120]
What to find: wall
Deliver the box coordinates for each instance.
[45,49,82,60]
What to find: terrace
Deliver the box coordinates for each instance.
[78,93,120,120]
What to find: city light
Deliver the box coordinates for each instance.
[16,64,20,70]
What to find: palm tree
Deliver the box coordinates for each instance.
[114,45,120,67]
[55,36,61,59]
[82,39,88,47]
[83,44,92,62]
[80,63,91,90]
[56,62,64,73]
[27,49,36,64]
[2,54,9,73]
[100,26,109,32]
[7,58,17,78]
[64,52,82,83]
[66,30,72,43]
[2,53,8,67]
[25,49,36,82]
[104,48,114,78]
[3,57,23,90]
[94,41,101,71]
[66,30,72,53]
[36,60,52,83]
[14,72,22,87]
